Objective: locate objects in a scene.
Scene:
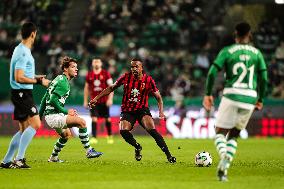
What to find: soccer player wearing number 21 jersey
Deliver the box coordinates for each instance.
[89,58,176,163]
[203,22,268,181]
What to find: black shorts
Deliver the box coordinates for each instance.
[11,89,38,121]
[120,108,152,127]
[90,103,110,118]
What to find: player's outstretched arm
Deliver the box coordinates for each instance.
[15,69,50,87]
[153,90,165,120]
[89,84,116,107]
[15,69,39,84]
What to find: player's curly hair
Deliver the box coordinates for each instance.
[60,56,78,70]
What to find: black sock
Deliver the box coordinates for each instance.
[92,121,97,138]
[106,120,112,136]
[120,130,140,149]
[147,129,171,157]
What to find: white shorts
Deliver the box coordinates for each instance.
[215,97,254,130]
[45,113,68,129]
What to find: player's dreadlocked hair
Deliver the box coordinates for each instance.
[60,56,78,70]
[235,22,251,38]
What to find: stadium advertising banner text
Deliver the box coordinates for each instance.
[0,105,283,138]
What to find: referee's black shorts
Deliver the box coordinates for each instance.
[11,89,38,121]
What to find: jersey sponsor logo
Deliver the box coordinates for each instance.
[46,105,55,110]
[58,91,70,104]
[94,87,103,91]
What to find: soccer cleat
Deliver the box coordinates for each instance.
[14,158,31,169]
[217,170,228,182]
[86,148,103,158]
[0,161,17,169]
[217,158,229,182]
[135,145,142,161]
[90,137,98,144]
[48,156,64,163]
[107,136,114,144]
[167,156,177,163]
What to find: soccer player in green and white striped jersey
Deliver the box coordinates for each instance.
[39,56,103,163]
[203,22,268,181]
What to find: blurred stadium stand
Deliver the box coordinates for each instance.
[1,0,284,103]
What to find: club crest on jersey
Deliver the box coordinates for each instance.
[131,88,140,97]
[94,79,101,86]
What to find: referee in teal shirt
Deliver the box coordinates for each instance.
[1,22,50,169]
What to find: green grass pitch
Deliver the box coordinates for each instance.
[0,136,284,189]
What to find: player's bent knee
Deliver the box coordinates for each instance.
[80,118,86,127]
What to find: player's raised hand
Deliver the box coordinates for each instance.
[88,98,98,109]
[68,109,77,116]
[41,78,50,87]
[203,95,214,111]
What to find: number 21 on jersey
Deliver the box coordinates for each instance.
[232,55,254,89]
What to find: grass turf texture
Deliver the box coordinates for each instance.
[0,137,284,189]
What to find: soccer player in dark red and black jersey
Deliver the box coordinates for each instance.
[84,58,114,144]
[89,58,176,163]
